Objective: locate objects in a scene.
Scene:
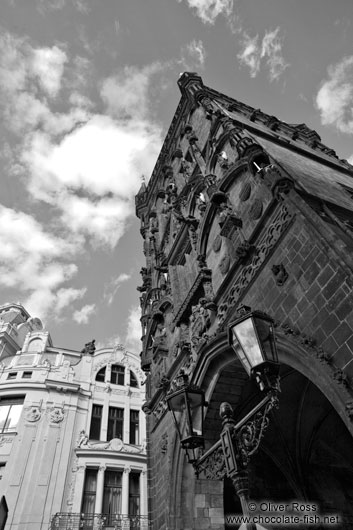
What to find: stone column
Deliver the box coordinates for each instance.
[71,464,86,513]
[94,465,106,514]
[140,469,148,516]
[101,396,109,441]
[123,401,130,444]
[231,469,256,530]
[122,466,130,515]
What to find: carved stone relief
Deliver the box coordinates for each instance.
[25,406,42,423]
[248,199,263,221]
[213,235,222,253]
[239,182,251,202]
[217,204,294,326]
[219,254,230,275]
[49,407,65,424]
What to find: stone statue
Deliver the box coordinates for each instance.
[81,339,96,355]
[77,430,90,447]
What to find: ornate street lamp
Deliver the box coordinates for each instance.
[167,307,280,530]
[166,371,207,464]
[228,307,280,392]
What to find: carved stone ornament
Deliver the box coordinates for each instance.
[239,182,252,202]
[25,406,42,423]
[49,407,65,424]
[248,198,263,221]
[345,400,353,419]
[213,235,222,253]
[81,339,96,355]
[160,432,168,454]
[217,204,294,326]
[271,263,289,286]
[219,253,231,275]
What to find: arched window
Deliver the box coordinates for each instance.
[130,371,139,388]
[111,365,125,385]
[95,367,106,382]
[27,338,43,352]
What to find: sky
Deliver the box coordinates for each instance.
[1,0,353,354]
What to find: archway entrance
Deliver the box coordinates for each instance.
[205,363,353,529]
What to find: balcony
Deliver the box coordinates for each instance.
[50,513,150,530]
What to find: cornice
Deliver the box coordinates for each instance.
[45,379,81,393]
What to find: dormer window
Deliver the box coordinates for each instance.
[95,367,106,382]
[27,338,43,352]
[111,365,125,386]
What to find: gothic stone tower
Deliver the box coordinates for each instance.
[136,73,353,530]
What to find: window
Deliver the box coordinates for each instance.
[7,373,17,380]
[103,470,122,525]
[0,463,5,480]
[27,338,43,352]
[129,473,140,516]
[81,469,97,515]
[107,407,124,441]
[22,372,32,379]
[130,410,139,445]
[130,371,139,388]
[89,404,103,440]
[111,365,124,385]
[96,367,106,382]
[0,397,24,433]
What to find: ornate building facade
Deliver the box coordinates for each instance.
[0,302,147,530]
[136,73,353,529]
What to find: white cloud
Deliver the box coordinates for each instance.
[31,46,67,97]
[36,0,90,14]
[22,113,161,247]
[100,63,163,120]
[237,33,260,78]
[0,29,164,323]
[348,154,353,165]
[0,31,163,249]
[0,205,81,318]
[181,40,207,70]
[73,303,96,324]
[104,273,131,305]
[237,27,288,82]
[0,32,29,93]
[125,306,142,354]
[261,27,289,82]
[177,0,234,25]
[316,56,353,134]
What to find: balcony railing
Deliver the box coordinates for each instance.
[50,513,150,530]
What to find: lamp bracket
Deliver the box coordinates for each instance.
[193,390,279,480]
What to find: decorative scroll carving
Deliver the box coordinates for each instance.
[235,395,278,466]
[196,443,225,479]
[218,204,294,326]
